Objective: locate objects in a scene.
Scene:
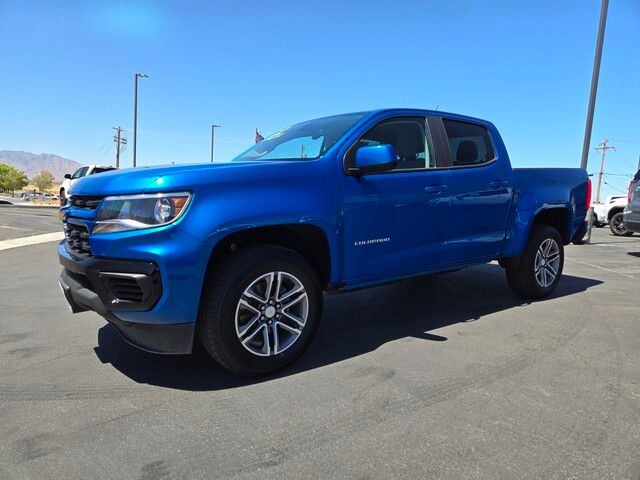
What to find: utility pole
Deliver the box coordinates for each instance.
[594,138,615,204]
[112,126,127,168]
[133,72,148,167]
[210,124,220,162]
[580,0,609,170]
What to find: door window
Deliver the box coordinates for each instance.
[71,167,88,179]
[347,117,435,171]
[442,119,495,167]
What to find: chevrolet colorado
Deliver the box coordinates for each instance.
[58,109,590,375]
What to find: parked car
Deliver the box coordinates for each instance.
[58,109,590,376]
[623,170,640,234]
[592,194,633,236]
[19,191,53,201]
[60,165,116,205]
[592,194,626,229]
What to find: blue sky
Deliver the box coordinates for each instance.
[1,0,638,197]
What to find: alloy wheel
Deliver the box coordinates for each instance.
[534,238,560,288]
[611,214,627,235]
[234,271,309,357]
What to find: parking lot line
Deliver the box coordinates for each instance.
[565,256,636,279]
[0,232,64,251]
[0,225,28,231]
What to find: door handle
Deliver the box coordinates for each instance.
[489,180,509,189]
[424,184,448,193]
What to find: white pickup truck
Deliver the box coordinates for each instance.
[59,165,116,205]
[592,195,631,236]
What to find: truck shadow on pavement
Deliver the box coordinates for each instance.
[94,264,601,391]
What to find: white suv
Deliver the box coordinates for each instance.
[592,195,630,235]
[60,165,116,205]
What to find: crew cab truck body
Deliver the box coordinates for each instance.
[58,109,590,375]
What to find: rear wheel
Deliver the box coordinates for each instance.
[198,245,323,376]
[506,225,564,299]
[609,212,633,236]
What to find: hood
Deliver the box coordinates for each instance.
[68,161,296,196]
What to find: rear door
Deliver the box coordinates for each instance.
[439,118,514,263]
[341,115,453,283]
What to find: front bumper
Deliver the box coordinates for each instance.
[58,242,194,354]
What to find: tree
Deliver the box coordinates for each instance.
[33,169,55,192]
[0,163,28,193]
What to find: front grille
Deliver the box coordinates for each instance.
[68,195,103,210]
[63,221,92,256]
[102,276,145,303]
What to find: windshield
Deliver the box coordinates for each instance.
[233,112,368,162]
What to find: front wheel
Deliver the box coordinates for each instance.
[506,225,564,299]
[198,245,323,376]
[609,212,634,236]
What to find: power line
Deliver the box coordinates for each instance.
[87,140,110,163]
[602,172,633,177]
[603,181,629,194]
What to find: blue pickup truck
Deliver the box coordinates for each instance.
[58,109,590,375]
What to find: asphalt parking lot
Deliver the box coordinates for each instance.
[0,207,639,479]
[0,205,60,241]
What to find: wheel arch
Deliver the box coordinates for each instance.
[532,207,571,244]
[204,223,332,290]
[607,206,624,220]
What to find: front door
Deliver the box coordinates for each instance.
[341,116,452,284]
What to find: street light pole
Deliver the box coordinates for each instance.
[580,0,609,244]
[133,72,148,167]
[580,0,609,170]
[210,124,221,162]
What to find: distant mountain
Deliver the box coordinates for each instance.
[0,150,82,181]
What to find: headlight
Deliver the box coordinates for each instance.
[93,192,191,235]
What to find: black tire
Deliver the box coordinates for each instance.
[609,212,633,236]
[197,245,323,376]
[572,221,588,245]
[592,213,603,228]
[506,225,564,299]
[59,189,66,206]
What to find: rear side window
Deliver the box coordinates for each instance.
[443,119,495,167]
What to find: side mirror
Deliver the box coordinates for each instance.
[64,173,72,179]
[350,144,397,175]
